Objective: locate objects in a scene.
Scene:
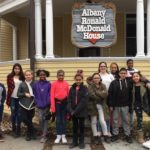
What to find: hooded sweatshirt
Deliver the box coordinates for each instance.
[108,78,132,107]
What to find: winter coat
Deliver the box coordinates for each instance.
[108,78,132,108]
[17,81,35,110]
[88,83,109,118]
[33,80,51,109]
[67,83,88,118]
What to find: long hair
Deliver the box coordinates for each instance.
[8,63,25,81]
[98,61,108,73]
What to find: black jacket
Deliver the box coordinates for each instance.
[67,83,88,118]
[108,78,132,107]
[0,83,6,105]
[17,81,35,110]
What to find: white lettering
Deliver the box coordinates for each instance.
[82,9,106,17]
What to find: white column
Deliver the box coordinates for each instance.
[34,0,43,59]
[45,0,54,58]
[12,26,17,60]
[136,0,145,57]
[147,0,150,56]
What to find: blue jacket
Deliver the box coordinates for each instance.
[33,80,51,109]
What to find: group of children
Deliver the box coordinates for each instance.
[0,59,150,149]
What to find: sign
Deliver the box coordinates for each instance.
[71,2,117,48]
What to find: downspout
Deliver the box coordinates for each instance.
[29,0,35,79]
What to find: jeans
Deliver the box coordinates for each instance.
[55,102,67,135]
[0,105,4,122]
[10,98,21,128]
[39,107,49,136]
[96,104,108,135]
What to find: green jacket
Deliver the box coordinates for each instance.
[132,82,146,109]
[88,83,109,118]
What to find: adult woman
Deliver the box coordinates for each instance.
[98,62,114,135]
[6,63,25,137]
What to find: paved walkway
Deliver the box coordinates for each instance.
[52,145,91,150]
[0,135,148,150]
[0,135,44,150]
[103,140,147,150]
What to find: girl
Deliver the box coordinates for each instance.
[51,70,69,144]
[6,63,25,137]
[33,70,51,143]
[110,62,119,79]
[88,73,110,144]
[132,72,146,144]
[67,73,88,149]
[17,70,36,141]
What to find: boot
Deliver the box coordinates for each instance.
[137,131,144,144]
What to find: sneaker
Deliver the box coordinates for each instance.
[143,140,150,148]
[79,143,85,149]
[126,135,133,143]
[40,137,47,143]
[62,134,67,144]
[104,136,111,143]
[69,143,78,149]
[54,135,61,144]
[111,135,119,142]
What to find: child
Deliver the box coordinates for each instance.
[88,73,110,144]
[108,68,133,143]
[0,82,6,141]
[17,70,36,141]
[132,72,146,144]
[6,63,25,137]
[67,73,88,149]
[33,70,51,143]
[51,70,69,144]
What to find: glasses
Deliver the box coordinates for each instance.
[120,72,126,74]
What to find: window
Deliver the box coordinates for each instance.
[78,47,100,57]
[126,14,147,56]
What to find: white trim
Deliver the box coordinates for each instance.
[0,0,29,15]
[0,59,30,65]
[36,57,150,62]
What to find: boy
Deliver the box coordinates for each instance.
[108,68,133,143]
[17,70,36,141]
[51,70,69,144]
[0,82,6,142]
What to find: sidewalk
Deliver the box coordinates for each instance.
[0,135,148,150]
[103,140,147,150]
[0,135,44,150]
